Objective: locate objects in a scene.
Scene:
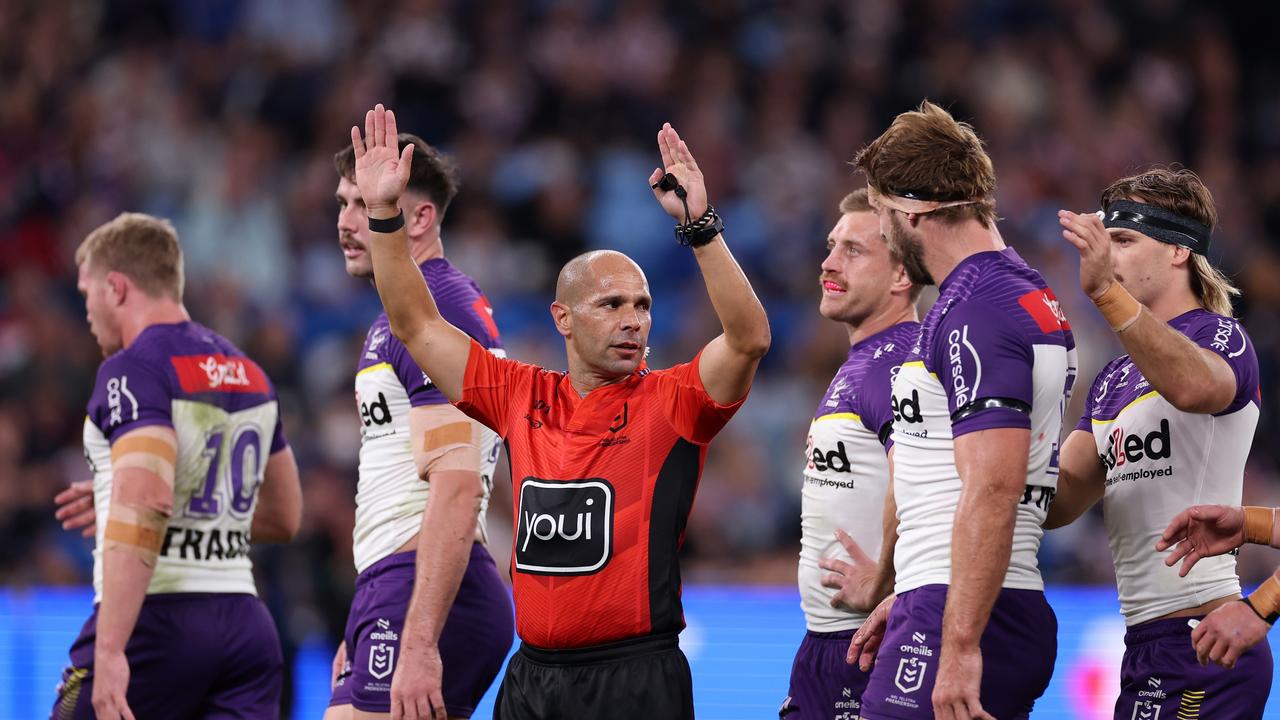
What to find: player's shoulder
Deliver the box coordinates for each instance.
[1172,308,1250,347]
[937,253,1069,342]
[424,259,502,348]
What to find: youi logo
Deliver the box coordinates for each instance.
[515,479,614,575]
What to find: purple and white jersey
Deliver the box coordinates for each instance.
[799,322,919,632]
[353,259,504,573]
[82,322,287,601]
[1078,309,1259,625]
[891,249,1076,594]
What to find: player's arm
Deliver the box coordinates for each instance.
[649,123,769,405]
[1061,210,1235,413]
[250,447,302,543]
[95,425,178,719]
[821,449,898,612]
[392,404,487,717]
[354,104,472,403]
[1043,429,1105,529]
[943,426,1030,655]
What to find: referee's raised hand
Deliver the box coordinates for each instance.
[351,103,414,217]
[649,122,708,222]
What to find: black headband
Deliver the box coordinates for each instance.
[884,187,972,202]
[1102,200,1212,255]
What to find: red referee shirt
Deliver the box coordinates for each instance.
[457,340,746,649]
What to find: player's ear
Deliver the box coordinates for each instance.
[406,199,437,236]
[1170,244,1192,269]
[104,271,129,306]
[549,301,572,338]
[890,263,912,296]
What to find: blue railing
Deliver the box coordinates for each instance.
[3,586,1277,718]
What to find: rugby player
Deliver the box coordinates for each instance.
[325,133,514,720]
[1158,503,1280,671]
[1047,168,1271,715]
[848,102,1076,719]
[354,104,769,719]
[781,188,923,719]
[53,213,302,719]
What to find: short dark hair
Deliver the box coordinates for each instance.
[334,133,460,221]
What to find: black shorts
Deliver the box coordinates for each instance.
[494,632,694,720]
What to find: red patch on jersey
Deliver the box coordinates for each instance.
[1018,288,1071,333]
[172,354,270,394]
[472,296,501,341]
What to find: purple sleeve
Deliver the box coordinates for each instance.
[1185,314,1260,414]
[1074,369,1105,433]
[858,357,900,452]
[933,301,1033,437]
[268,387,289,453]
[87,353,174,443]
[386,336,449,408]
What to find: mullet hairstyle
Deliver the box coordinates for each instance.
[1100,167,1239,317]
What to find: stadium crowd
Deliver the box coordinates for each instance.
[5,0,1280,704]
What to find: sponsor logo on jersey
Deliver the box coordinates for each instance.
[891,388,923,424]
[808,439,852,473]
[359,391,393,427]
[1211,317,1247,358]
[1100,419,1172,471]
[946,326,980,408]
[172,354,270,394]
[1018,288,1071,333]
[105,376,138,426]
[515,478,614,575]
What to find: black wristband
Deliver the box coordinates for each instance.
[1241,596,1279,625]
[368,211,405,233]
[675,205,724,248]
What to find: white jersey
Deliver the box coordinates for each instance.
[799,323,918,631]
[351,259,505,573]
[1081,309,1258,625]
[84,322,287,601]
[891,250,1076,595]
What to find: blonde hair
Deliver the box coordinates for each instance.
[853,100,997,227]
[76,213,185,301]
[1101,167,1239,317]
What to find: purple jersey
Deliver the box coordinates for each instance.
[82,322,287,600]
[799,321,919,632]
[890,249,1077,594]
[1077,309,1259,625]
[352,259,505,572]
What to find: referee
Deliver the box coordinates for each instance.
[352,104,770,720]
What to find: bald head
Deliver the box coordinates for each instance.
[555,250,648,306]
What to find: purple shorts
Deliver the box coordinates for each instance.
[1114,615,1272,720]
[781,629,872,719]
[330,543,514,717]
[859,584,1057,719]
[52,592,282,720]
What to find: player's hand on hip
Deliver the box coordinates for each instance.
[91,649,135,720]
[847,593,895,671]
[1058,209,1114,301]
[54,479,96,537]
[820,529,884,613]
[390,639,446,720]
[331,640,348,690]
[1156,504,1245,577]
[649,123,709,221]
[351,103,414,217]
[932,644,994,720]
[1192,600,1270,669]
